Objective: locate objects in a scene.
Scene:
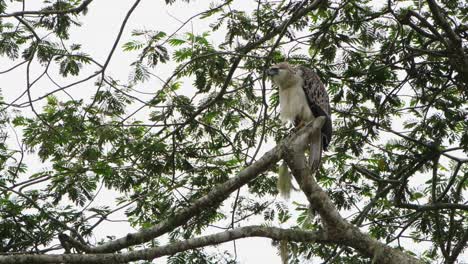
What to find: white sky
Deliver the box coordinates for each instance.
[0,0,466,263]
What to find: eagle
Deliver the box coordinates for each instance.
[267,62,332,171]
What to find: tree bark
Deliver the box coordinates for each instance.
[0,226,329,264]
[283,117,424,264]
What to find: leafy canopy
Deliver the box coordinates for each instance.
[0,0,466,263]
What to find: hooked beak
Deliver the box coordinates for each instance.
[266,68,279,77]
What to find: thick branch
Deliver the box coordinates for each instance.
[449,228,468,264]
[283,118,423,264]
[426,0,468,83]
[85,124,319,253]
[0,226,328,264]
[86,145,280,252]
[426,0,461,46]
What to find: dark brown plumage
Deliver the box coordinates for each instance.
[296,65,332,150]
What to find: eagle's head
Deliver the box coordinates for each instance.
[267,62,298,88]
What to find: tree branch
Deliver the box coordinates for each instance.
[0,0,93,18]
[397,202,468,211]
[283,118,423,264]
[448,228,468,264]
[84,123,318,253]
[353,165,401,184]
[426,0,468,84]
[0,226,328,264]
[426,0,461,46]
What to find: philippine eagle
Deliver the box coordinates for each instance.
[267,62,332,171]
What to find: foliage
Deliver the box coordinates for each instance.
[0,0,466,263]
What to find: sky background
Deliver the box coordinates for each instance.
[0,0,465,263]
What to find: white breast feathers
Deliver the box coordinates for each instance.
[279,81,314,124]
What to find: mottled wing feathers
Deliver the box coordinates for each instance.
[297,66,332,150]
[297,66,330,115]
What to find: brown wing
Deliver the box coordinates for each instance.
[297,66,332,150]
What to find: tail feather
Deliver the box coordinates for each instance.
[277,161,292,199]
[309,131,322,171]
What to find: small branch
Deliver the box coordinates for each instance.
[0,0,93,18]
[14,16,41,41]
[0,183,86,245]
[397,202,468,211]
[404,10,444,41]
[353,165,401,184]
[102,0,141,72]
